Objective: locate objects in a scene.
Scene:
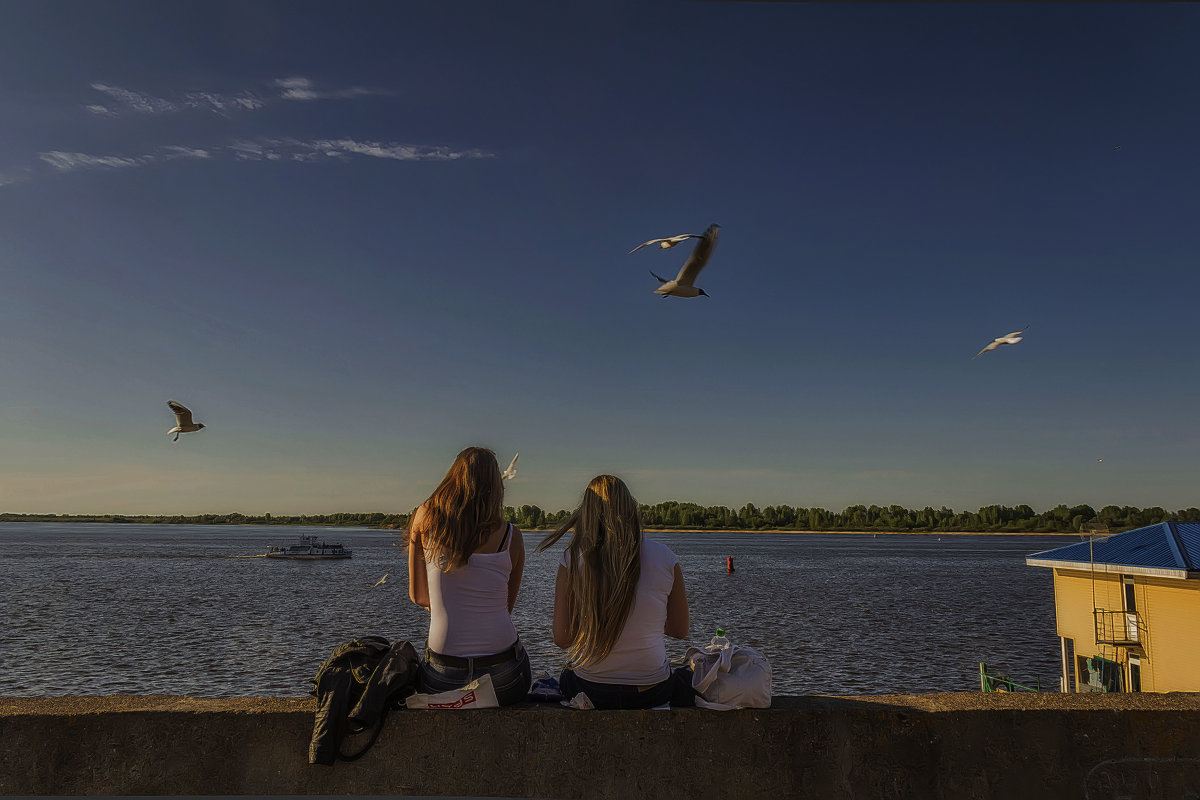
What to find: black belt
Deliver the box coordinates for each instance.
[425,641,521,669]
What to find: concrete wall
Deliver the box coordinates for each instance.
[4,694,1200,799]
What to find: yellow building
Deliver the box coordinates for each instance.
[1026,522,1200,693]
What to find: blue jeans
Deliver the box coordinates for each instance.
[419,640,532,706]
[559,666,696,710]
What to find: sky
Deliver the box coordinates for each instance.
[1,1,1198,516]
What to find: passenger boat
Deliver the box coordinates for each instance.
[264,534,352,559]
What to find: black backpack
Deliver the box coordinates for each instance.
[308,636,419,765]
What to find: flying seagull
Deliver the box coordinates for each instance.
[501,453,519,480]
[628,233,704,254]
[373,574,388,587]
[166,401,206,442]
[973,326,1029,359]
[649,223,719,299]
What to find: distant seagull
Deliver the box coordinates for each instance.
[628,233,704,254]
[1113,145,1122,150]
[649,223,719,299]
[373,574,388,587]
[501,453,519,481]
[973,326,1029,359]
[1097,458,1104,462]
[167,401,206,442]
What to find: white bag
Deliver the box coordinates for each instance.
[685,644,772,710]
[405,672,500,710]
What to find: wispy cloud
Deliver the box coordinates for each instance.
[160,146,212,161]
[90,83,179,115]
[3,79,482,187]
[39,145,212,173]
[272,77,384,102]
[227,141,274,161]
[85,77,381,117]
[0,167,31,187]
[181,90,264,114]
[21,137,488,180]
[39,151,148,171]
[88,82,265,116]
[230,137,492,162]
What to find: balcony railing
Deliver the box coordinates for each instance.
[1094,609,1144,646]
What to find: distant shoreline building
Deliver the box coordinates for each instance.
[1026,522,1200,693]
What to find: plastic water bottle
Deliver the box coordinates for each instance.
[709,626,729,650]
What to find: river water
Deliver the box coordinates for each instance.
[0,524,1067,697]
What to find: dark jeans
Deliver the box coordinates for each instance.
[559,666,696,710]
[418,640,532,707]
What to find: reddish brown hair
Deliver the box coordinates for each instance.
[417,447,504,570]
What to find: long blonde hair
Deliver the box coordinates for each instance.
[537,475,642,668]
[416,447,504,571]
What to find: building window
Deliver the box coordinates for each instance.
[1122,575,1136,613]
[1078,655,1122,693]
[1061,637,1076,693]
[1121,575,1140,643]
[1129,656,1142,693]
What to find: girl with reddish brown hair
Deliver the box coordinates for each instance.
[407,447,530,704]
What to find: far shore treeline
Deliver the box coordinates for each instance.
[2,502,1198,534]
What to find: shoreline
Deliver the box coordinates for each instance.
[0,518,1084,536]
[638,529,1081,536]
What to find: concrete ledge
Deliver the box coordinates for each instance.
[3,694,1200,798]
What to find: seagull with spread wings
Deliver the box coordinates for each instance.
[647,223,719,298]
[166,400,206,442]
[501,453,519,480]
[974,326,1029,359]
[628,233,704,254]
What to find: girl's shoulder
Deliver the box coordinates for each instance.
[408,503,433,540]
[641,538,679,567]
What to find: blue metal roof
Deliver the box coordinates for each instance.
[1175,523,1200,569]
[1027,522,1200,571]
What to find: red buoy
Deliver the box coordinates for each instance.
[726,555,734,573]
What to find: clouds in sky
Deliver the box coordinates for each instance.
[89,83,192,115]
[36,138,489,174]
[0,77,487,185]
[272,77,380,102]
[39,151,149,171]
[84,77,385,117]
[0,166,31,186]
[38,146,214,172]
[229,138,491,163]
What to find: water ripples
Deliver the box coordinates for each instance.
[0,524,1065,697]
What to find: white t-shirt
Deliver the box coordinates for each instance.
[561,538,679,685]
[425,524,518,657]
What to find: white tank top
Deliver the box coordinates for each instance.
[425,524,518,657]
[562,538,679,685]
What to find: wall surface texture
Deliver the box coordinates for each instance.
[3,694,1200,799]
[1053,568,1200,693]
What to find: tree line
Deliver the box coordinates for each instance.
[503,502,1200,533]
[9,502,1192,534]
[0,511,409,528]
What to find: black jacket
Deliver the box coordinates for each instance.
[309,636,419,765]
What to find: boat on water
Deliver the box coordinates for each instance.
[264,534,352,560]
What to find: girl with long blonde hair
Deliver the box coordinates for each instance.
[407,447,530,704]
[538,475,694,708]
